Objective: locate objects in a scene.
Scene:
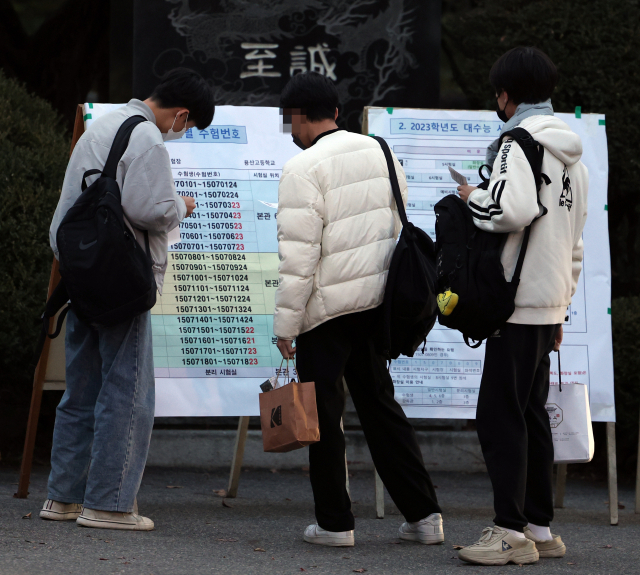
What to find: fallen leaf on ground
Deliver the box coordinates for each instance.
[22,513,32,519]
[285,498,292,501]
[353,569,367,573]
[99,558,108,561]
[452,544,464,550]
[567,562,576,565]
[389,541,401,545]
[602,544,613,548]
[254,548,266,552]
[222,499,233,508]
[166,485,183,489]
[618,503,626,509]
[212,489,227,497]
[217,538,238,542]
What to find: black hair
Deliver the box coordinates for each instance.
[280,72,338,122]
[489,47,558,105]
[150,68,215,130]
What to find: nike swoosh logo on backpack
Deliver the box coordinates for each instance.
[79,239,97,250]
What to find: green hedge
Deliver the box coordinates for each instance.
[442,0,640,297]
[0,71,69,459]
[612,297,640,472]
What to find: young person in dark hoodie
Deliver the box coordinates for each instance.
[455,47,589,566]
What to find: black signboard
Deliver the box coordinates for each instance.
[133,0,441,131]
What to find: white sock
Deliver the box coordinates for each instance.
[497,526,525,539]
[527,523,553,541]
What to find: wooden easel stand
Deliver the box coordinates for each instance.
[14,106,84,499]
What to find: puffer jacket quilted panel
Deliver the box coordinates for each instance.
[273,130,408,340]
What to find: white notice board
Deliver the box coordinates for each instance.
[366,107,614,422]
[81,104,613,422]
[85,104,300,416]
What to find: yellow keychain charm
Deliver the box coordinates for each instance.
[437,289,459,316]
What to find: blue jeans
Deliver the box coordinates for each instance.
[47,309,155,512]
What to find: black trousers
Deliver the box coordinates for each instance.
[296,307,441,532]
[476,322,559,532]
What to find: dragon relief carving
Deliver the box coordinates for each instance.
[159,0,421,121]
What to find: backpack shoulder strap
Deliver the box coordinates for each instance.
[102,115,148,179]
[500,126,550,219]
[499,127,551,193]
[498,127,549,284]
[371,136,409,227]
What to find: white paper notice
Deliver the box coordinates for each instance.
[83,103,613,422]
[85,104,301,417]
[448,165,468,186]
[366,107,613,422]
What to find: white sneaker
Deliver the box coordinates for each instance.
[303,524,354,547]
[77,508,154,531]
[40,499,83,521]
[458,526,539,566]
[399,513,444,544]
[524,526,566,558]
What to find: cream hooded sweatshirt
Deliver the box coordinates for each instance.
[467,115,589,325]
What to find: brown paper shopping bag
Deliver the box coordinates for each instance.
[259,360,320,453]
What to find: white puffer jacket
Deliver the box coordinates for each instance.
[273,130,408,340]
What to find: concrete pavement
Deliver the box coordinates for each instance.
[0,465,638,575]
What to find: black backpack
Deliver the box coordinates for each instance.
[372,136,438,360]
[434,127,549,347]
[37,115,157,358]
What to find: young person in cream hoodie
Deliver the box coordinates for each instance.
[455,47,589,566]
[274,72,442,548]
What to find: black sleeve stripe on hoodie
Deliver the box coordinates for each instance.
[491,180,506,204]
[468,200,503,220]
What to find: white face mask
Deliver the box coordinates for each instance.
[162,112,189,142]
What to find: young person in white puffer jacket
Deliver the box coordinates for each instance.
[274,72,443,548]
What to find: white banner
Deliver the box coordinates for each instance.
[366,107,614,422]
[85,104,300,417]
[83,104,613,422]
